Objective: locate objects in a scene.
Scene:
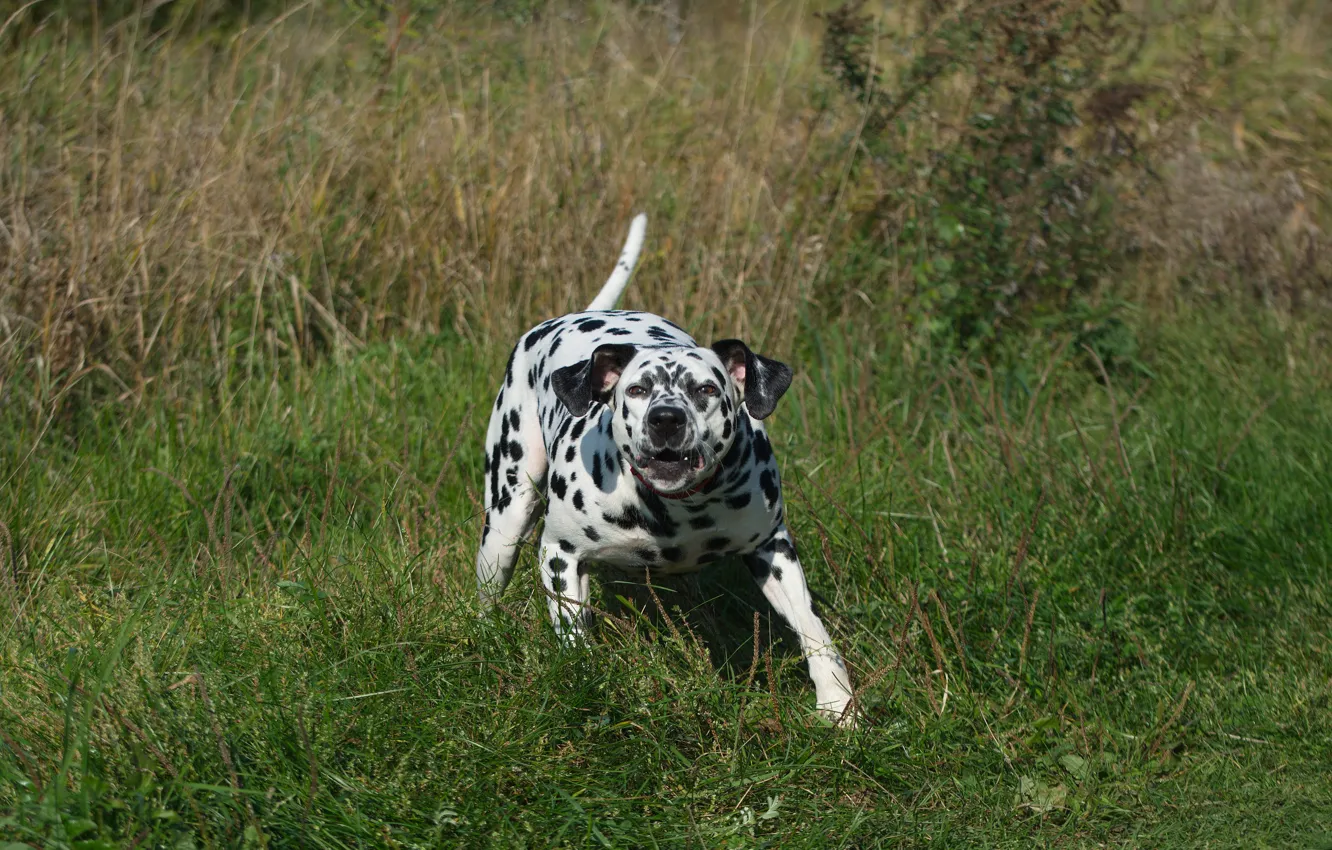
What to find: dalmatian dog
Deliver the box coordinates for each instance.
[475,215,855,725]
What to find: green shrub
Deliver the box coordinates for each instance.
[822,0,1155,354]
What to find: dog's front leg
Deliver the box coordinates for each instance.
[539,535,591,642]
[744,527,856,726]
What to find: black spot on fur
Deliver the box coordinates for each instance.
[573,490,585,512]
[549,472,568,500]
[603,508,640,531]
[549,574,567,593]
[705,536,730,551]
[558,539,576,553]
[753,431,773,463]
[735,441,752,469]
[689,515,715,530]
[637,488,677,536]
[524,321,559,350]
[725,471,752,491]
[725,492,751,510]
[720,432,746,467]
[488,446,502,504]
[745,555,771,580]
[759,469,780,507]
[583,524,599,541]
[661,546,683,562]
[548,556,569,573]
[503,351,518,386]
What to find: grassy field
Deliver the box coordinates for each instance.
[4,308,1331,847]
[3,1,1332,847]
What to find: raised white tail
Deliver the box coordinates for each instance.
[586,213,648,311]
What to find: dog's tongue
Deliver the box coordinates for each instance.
[693,453,705,471]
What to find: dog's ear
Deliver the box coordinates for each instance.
[710,339,793,420]
[551,344,638,417]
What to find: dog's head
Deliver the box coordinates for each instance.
[552,341,792,494]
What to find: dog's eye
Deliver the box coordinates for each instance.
[700,384,719,397]
[625,386,648,399]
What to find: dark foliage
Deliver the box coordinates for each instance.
[822,0,1155,354]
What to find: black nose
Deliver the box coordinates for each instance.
[646,405,686,442]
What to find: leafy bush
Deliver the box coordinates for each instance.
[822,0,1156,353]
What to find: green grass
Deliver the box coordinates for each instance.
[3,311,1330,848]
[4,0,1332,845]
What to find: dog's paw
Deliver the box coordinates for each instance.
[815,700,861,730]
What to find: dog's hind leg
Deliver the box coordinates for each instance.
[476,352,549,609]
[744,526,856,726]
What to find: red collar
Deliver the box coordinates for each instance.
[631,463,718,500]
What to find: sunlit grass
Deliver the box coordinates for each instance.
[2,1,1332,846]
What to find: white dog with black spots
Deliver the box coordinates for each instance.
[476,215,856,725]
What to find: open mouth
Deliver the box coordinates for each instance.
[637,447,707,479]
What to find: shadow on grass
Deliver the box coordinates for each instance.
[593,559,806,685]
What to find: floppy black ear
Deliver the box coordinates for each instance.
[551,344,638,417]
[710,339,793,420]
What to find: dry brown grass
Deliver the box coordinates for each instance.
[0,2,862,400]
[1,0,1329,405]
[1116,0,1332,309]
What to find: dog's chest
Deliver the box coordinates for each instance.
[556,491,773,573]
[543,441,779,574]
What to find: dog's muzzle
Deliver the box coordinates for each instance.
[636,403,706,484]
[645,404,688,448]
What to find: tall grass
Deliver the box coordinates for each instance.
[3,308,1330,845]
[2,2,1332,846]
[1,2,868,406]
[4,0,1327,410]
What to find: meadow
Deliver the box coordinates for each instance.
[2,1,1331,847]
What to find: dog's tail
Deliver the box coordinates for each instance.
[586,213,647,311]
